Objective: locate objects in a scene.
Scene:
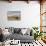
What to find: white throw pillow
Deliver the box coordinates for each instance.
[2,29,10,36]
[21,28,27,35]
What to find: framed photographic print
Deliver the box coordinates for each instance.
[7,11,21,21]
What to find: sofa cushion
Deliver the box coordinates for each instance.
[8,33,34,43]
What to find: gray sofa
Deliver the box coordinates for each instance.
[4,27,34,43]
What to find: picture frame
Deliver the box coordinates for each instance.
[7,11,21,21]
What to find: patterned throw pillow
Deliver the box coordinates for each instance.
[8,27,14,34]
[14,28,21,34]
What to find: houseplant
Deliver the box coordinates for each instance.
[32,27,43,40]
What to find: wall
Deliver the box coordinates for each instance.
[0,1,40,29]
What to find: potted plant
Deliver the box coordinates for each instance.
[32,27,38,40]
[32,27,43,40]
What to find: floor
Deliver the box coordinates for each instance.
[0,40,45,46]
[17,40,46,46]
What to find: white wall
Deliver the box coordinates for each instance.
[0,1,40,28]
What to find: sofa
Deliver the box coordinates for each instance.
[3,27,34,43]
